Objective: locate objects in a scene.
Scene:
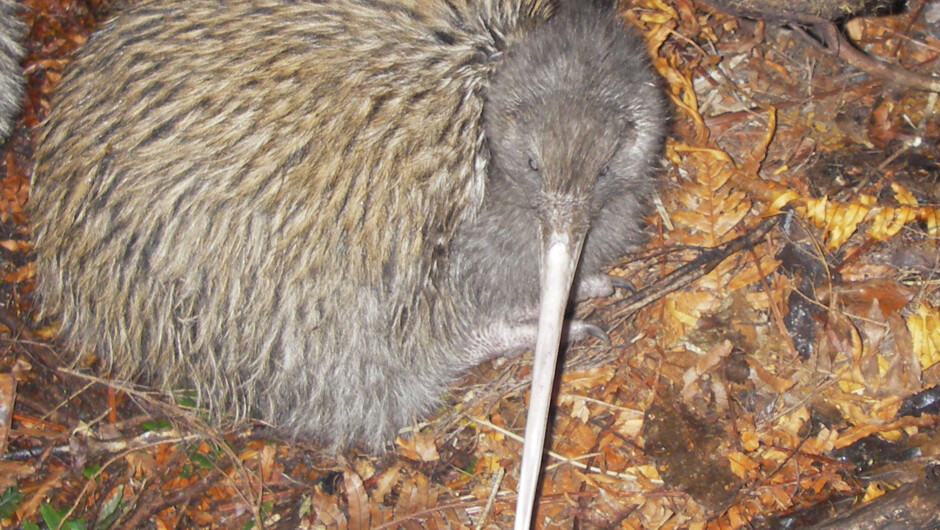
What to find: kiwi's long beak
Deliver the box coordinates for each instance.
[513,222,586,530]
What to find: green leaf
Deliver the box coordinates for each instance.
[190,452,212,469]
[176,391,197,408]
[66,519,88,530]
[39,504,64,529]
[140,419,172,431]
[241,501,274,530]
[461,458,478,476]
[40,504,87,530]
[94,485,125,530]
[0,487,24,519]
[82,464,102,479]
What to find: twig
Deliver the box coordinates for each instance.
[613,216,781,318]
[118,468,223,530]
[0,307,36,341]
[794,21,940,92]
[469,415,649,482]
[474,466,505,530]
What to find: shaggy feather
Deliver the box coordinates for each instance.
[0,0,24,141]
[31,0,665,452]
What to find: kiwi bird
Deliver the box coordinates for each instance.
[0,0,24,141]
[29,0,665,525]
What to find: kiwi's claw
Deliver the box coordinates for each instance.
[572,320,611,346]
[608,275,637,294]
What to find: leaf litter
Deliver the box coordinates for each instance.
[1,0,939,528]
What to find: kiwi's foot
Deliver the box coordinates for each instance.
[574,274,635,300]
[462,318,609,368]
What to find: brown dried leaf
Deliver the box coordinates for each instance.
[680,339,733,401]
[394,473,435,522]
[884,312,921,390]
[395,431,440,462]
[372,461,403,505]
[0,239,29,253]
[831,279,915,317]
[0,373,12,455]
[0,461,34,490]
[259,443,277,483]
[15,469,66,522]
[344,468,369,530]
[312,486,348,528]
[3,263,33,283]
[126,451,157,479]
[868,99,899,147]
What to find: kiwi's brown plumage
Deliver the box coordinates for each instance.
[30,0,665,451]
[0,0,24,141]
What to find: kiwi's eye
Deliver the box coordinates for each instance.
[599,165,610,177]
[528,157,539,172]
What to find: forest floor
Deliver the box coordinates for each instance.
[1,0,939,528]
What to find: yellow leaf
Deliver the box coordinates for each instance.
[769,189,800,213]
[906,303,940,370]
[891,182,918,206]
[636,464,661,481]
[923,208,938,236]
[879,429,903,442]
[671,144,735,165]
[826,201,870,249]
[838,380,864,393]
[482,454,502,473]
[867,206,916,241]
[877,354,889,376]
[804,196,829,228]
[862,481,886,503]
